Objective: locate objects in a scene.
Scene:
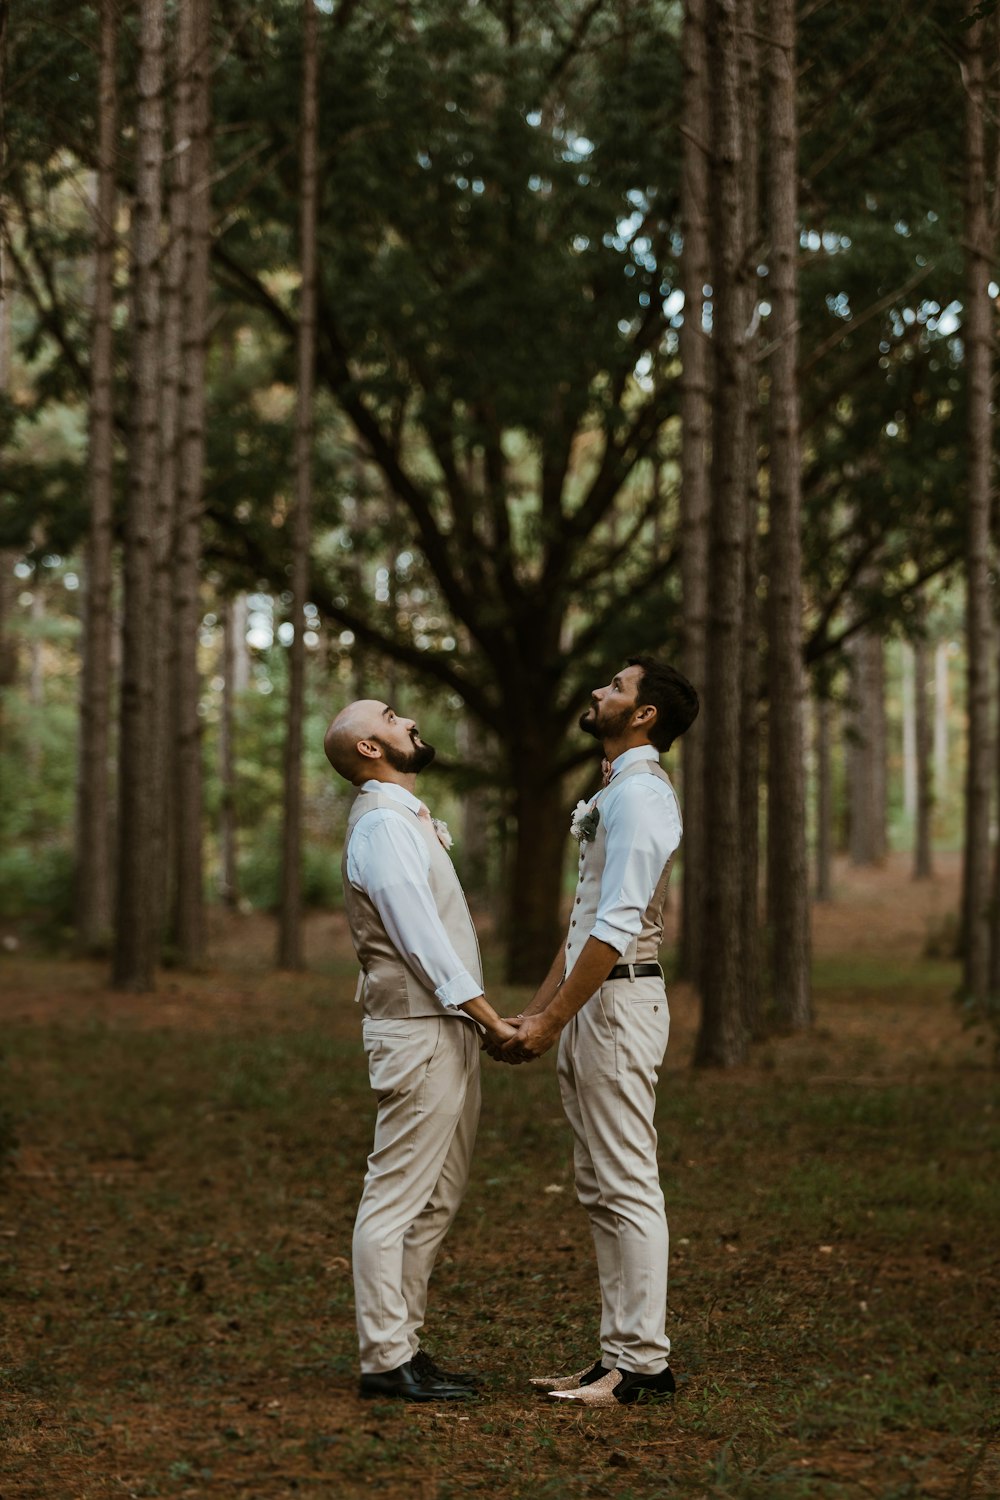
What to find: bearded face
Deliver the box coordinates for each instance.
[374,726,436,773]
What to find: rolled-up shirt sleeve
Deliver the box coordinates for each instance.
[348,810,482,1007]
[590,780,682,955]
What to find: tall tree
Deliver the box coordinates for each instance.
[933,640,950,809]
[846,631,887,867]
[278,0,320,971]
[764,0,810,1031]
[678,0,711,987]
[695,0,753,1068]
[171,0,213,966]
[112,0,167,992]
[738,1,762,1043]
[813,688,834,902]
[960,14,994,1006]
[219,594,248,909]
[74,0,117,955]
[913,624,933,881]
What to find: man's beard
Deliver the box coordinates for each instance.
[579,702,633,741]
[376,732,436,773]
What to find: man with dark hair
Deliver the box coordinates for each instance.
[498,658,698,1407]
[625,655,700,752]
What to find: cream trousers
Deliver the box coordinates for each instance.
[557,976,672,1375]
[352,1016,480,1373]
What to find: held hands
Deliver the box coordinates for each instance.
[481,1010,560,1064]
[480,1016,519,1053]
[500,1011,560,1062]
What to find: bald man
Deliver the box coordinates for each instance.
[326,699,514,1403]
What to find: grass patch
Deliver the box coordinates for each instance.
[0,941,997,1499]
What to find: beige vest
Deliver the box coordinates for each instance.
[565,759,681,975]
[342,789,483,1020]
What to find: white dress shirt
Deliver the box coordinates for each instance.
[589,745,682,956]
[346,780,482,1008]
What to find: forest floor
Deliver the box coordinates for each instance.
[1,853,997,1500]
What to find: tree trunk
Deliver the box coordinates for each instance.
[457,716,492,904]
[739,450,761,1042]
[695,0,751,1069]
[991,628,1000,991]
[913,630,933,880]
[277,0,319,971]
[677,0,712,988]
[171,0,212,967]
[74,0,117,956]
[505,752,572,983]
[933,641,949,810]
[814,692,833,901]
[738,0,761,1042]
[846,632,886,867]
[764,0,810,1032]
[219,595,246,909]
[112,0,167,992]
[901,643,917,822]
[961,16,994,1005]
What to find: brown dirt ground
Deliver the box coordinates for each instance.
[0,851,997,1500]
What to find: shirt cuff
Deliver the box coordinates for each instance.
[434,971,484,1008]
[589,919,635,957]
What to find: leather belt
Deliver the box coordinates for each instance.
[608,962,663,981]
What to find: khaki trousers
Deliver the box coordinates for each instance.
[353,1016,480,1373]
[557,977,671,1375]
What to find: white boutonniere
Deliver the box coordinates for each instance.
[432,817,454,850]
[570,800,600,843]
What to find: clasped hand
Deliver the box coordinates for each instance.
[482,1012,557,1065]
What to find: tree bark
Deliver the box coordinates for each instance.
[695,0,752,1068]
[814,692,833,901]
[846,631,886,867]
[75,0,117,956]
[738,0,762,1043]
[457,716,492,904]
[764,0,810,1032]
[112,0,167,992]
[961,16,994,1005]
[901,643,917,823]
[506,750,574,983]
[277,0,319,971]
[933,641,949,810]
[171,0,212,967]
[219,594,246,909]
[913,629,933,880]
[677,0,712,988]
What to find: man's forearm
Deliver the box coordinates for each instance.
[538,936,620,1029]
[460,993,516,1041]
[520,941,567,1016]
[500,935,620,1060]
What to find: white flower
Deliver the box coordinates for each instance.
[570,800,600,843]
[432,817,453,850]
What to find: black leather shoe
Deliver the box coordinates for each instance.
[358,1359,476,1402]
[613,1366,677,1403]
[549,1365,676,1407]
[411,1349,478,1388]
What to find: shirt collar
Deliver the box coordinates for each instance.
[609,744,660,778]
[360,779,423,815]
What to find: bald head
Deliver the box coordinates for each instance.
[324,700,387,783]
[325,699,436,785]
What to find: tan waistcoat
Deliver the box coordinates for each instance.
[342,789,483,1020]
[565,759,681,975]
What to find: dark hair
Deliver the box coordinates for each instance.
[627,656,699,751]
